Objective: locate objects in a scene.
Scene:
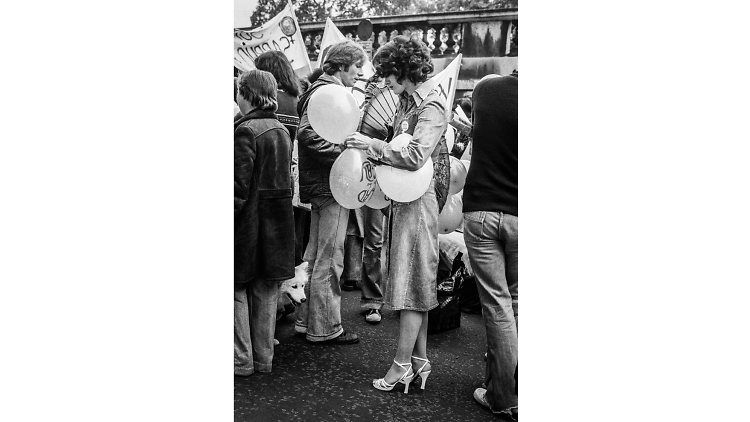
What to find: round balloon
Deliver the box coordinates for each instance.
[375,158,433,203]
[389,133,412,150]
[330,149,377,209]
[445,126,456,152]
[461,159,471,171]
[438,193,463,234]
[448,156,468,195]
[307,85,360,144]
[365,180,390,209]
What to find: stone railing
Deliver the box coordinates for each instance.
[299,9,518,63]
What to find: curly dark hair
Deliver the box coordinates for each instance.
[373,35,434,85]
[254,50,300,97]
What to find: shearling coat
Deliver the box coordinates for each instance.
[234,109,295,284]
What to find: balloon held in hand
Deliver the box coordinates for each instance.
[308,85,360,145]
[330,148,377,209]
[375,134,434,203]
[365,180,390,209]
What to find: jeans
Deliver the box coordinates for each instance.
[234,277,279,375]
[463,211,518,415]
[343,207,386,310]
[294,196,348,341]
[293,207,311,266]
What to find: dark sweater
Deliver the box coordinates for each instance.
[276,90,299,143]
[462,76,518,216]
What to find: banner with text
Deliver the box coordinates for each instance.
[234,1,311,73]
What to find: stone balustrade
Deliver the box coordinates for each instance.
[299,9,518,62]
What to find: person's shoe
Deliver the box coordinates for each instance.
[309,330,359,344]
[342,280,357,291]
[411,356,432,390]
[474,388,518,420]
[365,309,382,324]
[293,325,307,336]
[473,387,491,409]
[373,361,415,393]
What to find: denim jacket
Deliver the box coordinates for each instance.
[366,83,451,212]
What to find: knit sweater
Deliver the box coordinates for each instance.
[462,76,518,216]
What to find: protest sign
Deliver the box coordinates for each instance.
[234,1,311,73]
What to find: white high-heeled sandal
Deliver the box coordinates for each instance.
[412,356,432,390]
[373,361,415,393]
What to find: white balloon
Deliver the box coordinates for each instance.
[365,180,390,209]
[445,126,456,152]
[330,149,377,209]
[375,158,434,203]
[389,133,412,150]
[438,193,463,234]
[308,85,360,144]
[448,156,468,195]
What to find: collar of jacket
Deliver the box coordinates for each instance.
[297,72,343,117]
[402,79,438,108]
[234,109,277,127]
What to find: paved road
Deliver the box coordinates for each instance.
[235,288,500,421]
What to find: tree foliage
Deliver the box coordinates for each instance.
[248,0,516,26]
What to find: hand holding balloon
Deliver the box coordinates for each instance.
[343,132,373,150]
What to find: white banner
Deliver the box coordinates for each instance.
[234,1,311,73]
[317,18,347,67]
[316,17,376,108]
[425,54,462,118]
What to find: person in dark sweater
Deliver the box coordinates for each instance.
[254,51,309,269]
[254,51,300,143]
[462,74,518,420]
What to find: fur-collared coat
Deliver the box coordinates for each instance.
[234,108,295,284]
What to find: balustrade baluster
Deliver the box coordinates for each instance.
[439,27,449,55]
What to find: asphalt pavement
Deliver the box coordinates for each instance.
[234,287,502,422]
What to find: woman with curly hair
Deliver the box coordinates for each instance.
[345,35,451,394]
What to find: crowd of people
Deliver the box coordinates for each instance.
[234,36,518,420]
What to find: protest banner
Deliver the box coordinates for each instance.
[316,18,347,67]
[425,54,462,118]
[234,1,311,74]
[316,17,376,108]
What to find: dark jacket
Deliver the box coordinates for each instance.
[296,73,344,202]
[234,109,295,284]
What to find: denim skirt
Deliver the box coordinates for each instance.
[383,179,439,312]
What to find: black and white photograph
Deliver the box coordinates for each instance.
[234,1,517,420]
[3,0,749,421]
